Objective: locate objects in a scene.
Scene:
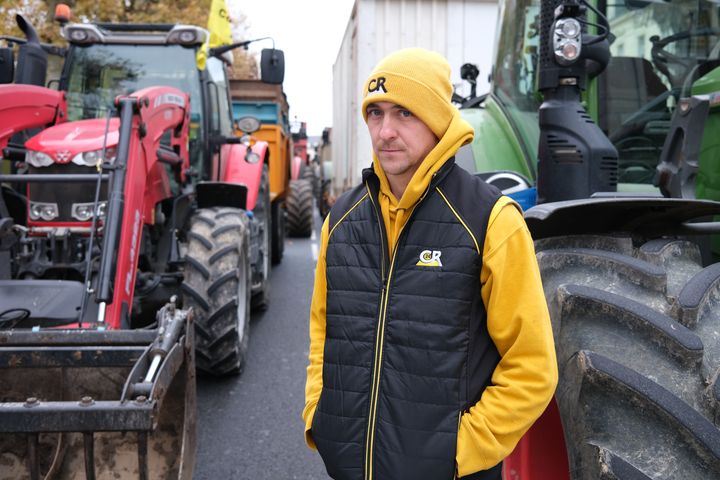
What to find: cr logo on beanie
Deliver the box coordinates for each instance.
[368,76,387,94]
[361,48,458,139]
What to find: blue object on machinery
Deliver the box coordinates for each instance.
[232,101,279,124]
[507,187,537,211]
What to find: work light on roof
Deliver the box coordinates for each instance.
[179,31,196,43]
[69,29,87,42]
[553,18,582,65]
[167,27,206,46]
[64,25,102,44]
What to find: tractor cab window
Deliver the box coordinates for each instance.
[491,0,541,159]
[64,44,204,169]
[206,57,233,137]
[599,0,720,184]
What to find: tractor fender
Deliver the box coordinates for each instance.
[0,84,67,151]
[221,140,269,211]
[524,197,720,239]
[290,155,304,181]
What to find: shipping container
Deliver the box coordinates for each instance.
[332,0,499,193]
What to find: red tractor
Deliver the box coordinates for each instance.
[0,80,197,479]
[2,9,285,370]
[286,120,315,237]
[0,10,285,477]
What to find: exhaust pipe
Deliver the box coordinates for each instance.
[14,14,48,86]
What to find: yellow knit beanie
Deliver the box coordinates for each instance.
[361,48,458,139]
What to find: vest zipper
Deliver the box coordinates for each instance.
[365,251,397,480]
[364,182,390,479]
[362,178,434,479]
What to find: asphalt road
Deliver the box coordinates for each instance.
[194,217,329,480]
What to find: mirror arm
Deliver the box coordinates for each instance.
[209,37,275,58]
[0,35,67,57]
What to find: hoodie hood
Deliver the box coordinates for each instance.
[372,110,474,252]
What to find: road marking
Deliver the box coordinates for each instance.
[311,242,318,262]
[311,228,317,241]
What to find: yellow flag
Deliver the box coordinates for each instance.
[197,0,232,70]
[208,0,232,48]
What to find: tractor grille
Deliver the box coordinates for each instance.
[28,164,108,222]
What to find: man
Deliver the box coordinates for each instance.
[303,48,557,480]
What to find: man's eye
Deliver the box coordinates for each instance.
[368,109,381,117]
[400,110,413,118]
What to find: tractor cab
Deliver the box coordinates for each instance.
[58,23,215,181]
[57,22,284,182]
[465,0,720,197]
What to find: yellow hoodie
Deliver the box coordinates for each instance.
[303,111,558,476]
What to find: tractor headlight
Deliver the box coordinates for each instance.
[553,18,582,65]
[71,147,116,167]
[246,151,261,164]
[236,116,261,134]
[29,202,59,221]
[71,202,108,221]
[26,151,55,168]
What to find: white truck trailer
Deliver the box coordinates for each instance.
[331,0,498,193]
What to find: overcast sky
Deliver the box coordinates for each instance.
[229,0,356,137]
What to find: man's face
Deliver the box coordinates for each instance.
[366,102,438,179]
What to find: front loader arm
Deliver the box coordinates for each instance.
[130,87,191,183]
[97,87,190,329]
[0,84,67,154]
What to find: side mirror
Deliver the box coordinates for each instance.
[261,48,285,85]
[0,48,14,84]
[460,63,479,82]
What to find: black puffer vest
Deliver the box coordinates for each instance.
[312,160,502,480]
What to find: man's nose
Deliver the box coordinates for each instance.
[379,116,397,140]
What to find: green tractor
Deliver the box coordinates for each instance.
[460,0,720,478]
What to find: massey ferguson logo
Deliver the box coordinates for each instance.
[367,76,387,94]
[416,249,443,267]
[55,150,71,163]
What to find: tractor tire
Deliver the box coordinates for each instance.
[271,199,285,265]
[302,163,320,199]
[286,179,313,237]
[252,165,271,311]
[181,207,251,376]
[536,235,720,479]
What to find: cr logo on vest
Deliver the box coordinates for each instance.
[416,249,443,267]
[368,76,387,94]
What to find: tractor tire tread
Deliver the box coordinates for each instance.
[207,269,239,298]
[580,350,720,460]
[184,255,210,280]
[209,245,239,266]
[212,224,243,238]
[286,179,313,237]
[182,208,250,377]
[186,231,213,251]
[558,284,703,364]
[540,237,720,478]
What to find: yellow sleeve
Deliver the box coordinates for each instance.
[456,197,558,476]
[302,215,330,450]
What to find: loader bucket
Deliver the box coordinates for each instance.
[0,306,196,480]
